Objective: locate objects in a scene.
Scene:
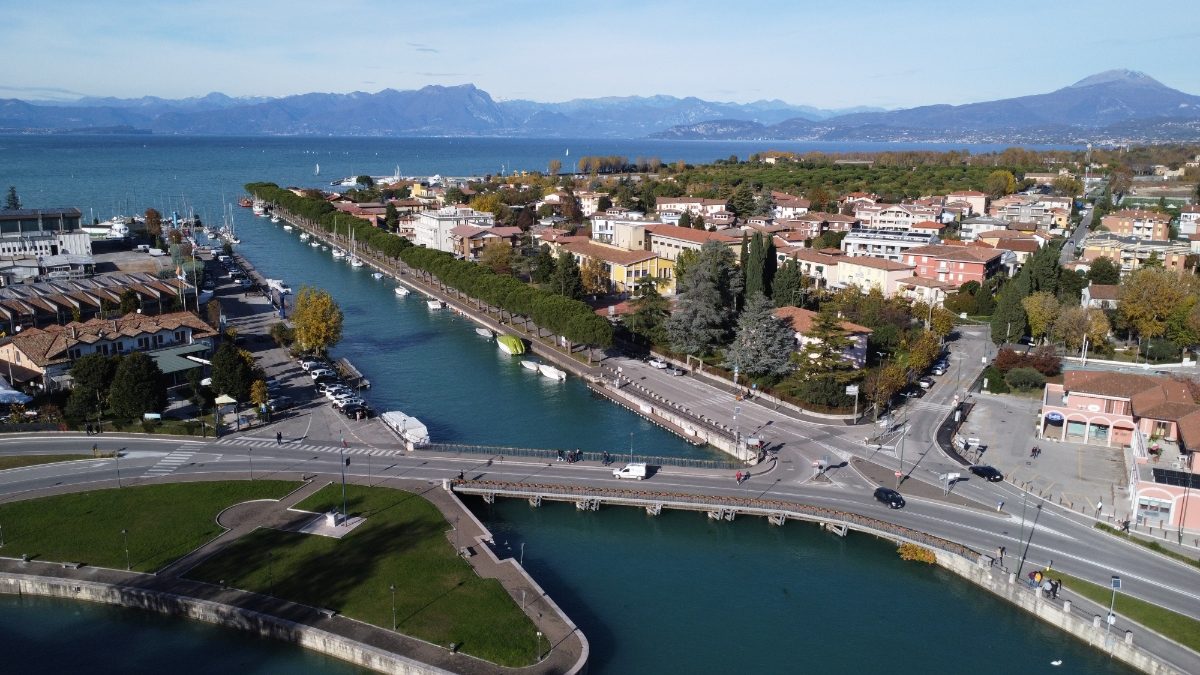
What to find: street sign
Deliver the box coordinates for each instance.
[894,471,902,478]
[845,384,859,395]
[1111,576,1121,590]
[947,473,960,482]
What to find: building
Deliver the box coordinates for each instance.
[1040,371,1200,533]
[1080,232,1191,276]
[959,216,1011,242]
[773,196,811,220]
[1080,282,1119,309]
[946,190,988,216]
[556,239,674,295]
[773,306,871,368]
[855,203,941,231]
[991,197,1061,228]
[0,208,95,285]
[655,197,729,218]
[776,248,842,293]
[449,225,522,261]
[840,227,940,261]
[1101,210,1172,242]
[895,276,958,306]
[902,244,1004,285]
[0,310,217,391]
[0,272,197,335]
[413,206,495,253]
[835,256,915,295]
[644,224,741,263]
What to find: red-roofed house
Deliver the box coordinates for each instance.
[835,257,915,295]
[773,306,871,368]
[903,244,1004,285]
[946,190,988,216]
[645,224,741,263]
[1081,282,1119,309]
[450,225,522,261]
[773,197,811,219]
[555,240,674,295]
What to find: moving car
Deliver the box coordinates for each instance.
[873,487,905,509]
[969,465,1004,482]
[613,462,648,480]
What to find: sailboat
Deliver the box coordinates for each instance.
[331,221,347,258]
[314,163,320,176]
[349,229,364,267]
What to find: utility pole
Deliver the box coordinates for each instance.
[896,423,908,487]
[338,434,348,523]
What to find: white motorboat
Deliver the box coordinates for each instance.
[299,232,309,241]
[426,299,444,310]
[381,411,430,447]
[321,245,329,251]
[474,327,493,339]
[372,272,384,280]
[282,224,293,232]
[394,286,410,298]
[331,248,346,258]
[520,360,539,371]
[350,257,364,267]
[309,240,320,247]
[538,364,567,381]
[270,215,281,223]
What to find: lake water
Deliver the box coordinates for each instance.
[0,135,1128,674]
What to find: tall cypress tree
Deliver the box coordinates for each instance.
[744,232,766,300]
[772,259,803,308]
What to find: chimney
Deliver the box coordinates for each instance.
[71,326,77,339]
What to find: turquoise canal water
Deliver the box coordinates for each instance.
[0,136,1128,673]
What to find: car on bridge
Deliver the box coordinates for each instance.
[873,487,905,509]
[969,465,1004,482]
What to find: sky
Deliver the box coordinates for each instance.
[3,0,1199,109]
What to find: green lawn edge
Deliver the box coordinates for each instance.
[186,484,538,668]
[0,455,93,470]
[1094,523,1200,570]
[0,481,298,571]
[1052,571,1200,652]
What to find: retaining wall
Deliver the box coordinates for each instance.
[0,574,450,675]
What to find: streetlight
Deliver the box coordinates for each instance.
[520,542,525,566]
[536,631,544,660]
[628,432,633,464]
[121,528,130,571]
[1016,500,1045,580]
[390,583,397,631]
[734,406,742,453]
[114,448,122,488]
[1,522,5,548]
[248,447,254,480]
[338,436,348,524]
[1107,576,1121,637]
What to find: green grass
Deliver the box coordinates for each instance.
[0,454,92,470]
[0,481,297,571]
[1053,571,1200,652]
[185,484,537,667]
[1095,523,1200,570]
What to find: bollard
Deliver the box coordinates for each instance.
[1063,601,1071,614]
[1093,615,1102,629]
[1008,572,1016,585]
[1125,631,1133,645]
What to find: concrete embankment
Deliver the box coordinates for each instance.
[0,573,450,675]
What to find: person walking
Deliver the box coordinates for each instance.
[1051,580,1060,599]
[735,471,743,484]
[997,545,1006,564]
[276,431,282,445]
[997,500,1005,512]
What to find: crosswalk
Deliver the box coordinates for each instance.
[215,436,400,457]
[146,451,196,476]
[903,400,953,412]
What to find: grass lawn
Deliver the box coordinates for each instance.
[1095,523,1200,570]
[0,481,297,572]
[1052,571,1200,652]
[185,484,537,667]
[0,454,92,470]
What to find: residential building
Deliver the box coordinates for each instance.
[556,239,674,295]
[0,310,217,391]
[823,213,859,233]
[413,206,495,253]
[773,306,872,368]
[576,191,603,217]
[449,225,522,261]
[1101,209,1172,241]
[1080,232,1191,275]
[773,196,811,219]
[902,244,1004,285]
[840,227,939,261]
[991,197,1061,228]
[655,197,729,218]
[835,256,915,295]
[959,216,1012,242]
[1040,370,1200,533]
[591,213,660,246]
[1180,205,1200,237]
[854,203,941,231]
[776,248,842,292]
[895,276,957,306]
[1080,282,1119,310]
[946,190,988,216]
[1024,170,1073,185]
[644,224,741,263]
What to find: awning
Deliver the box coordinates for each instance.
[147,343,210,375]
[0,375,32,404]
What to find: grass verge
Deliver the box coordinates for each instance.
[0,481,297,571]
[0,454,92,470]
[185,484,537,667]
[1095,523,1200,570]
[1052,571,1200,652]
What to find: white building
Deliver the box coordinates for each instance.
[413,206,495,253]
[1179,206,1200,237]
[855,203,941,231]
[840,227,939,261]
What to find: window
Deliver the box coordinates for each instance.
[137,337,149,350]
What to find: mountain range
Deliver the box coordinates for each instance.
[1,70,1197,143]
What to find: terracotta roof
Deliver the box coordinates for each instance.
[897,276,957,289]
[785,249,842,266]
[773,306,872,335]
[1087,284,1119,300]
[948,190,987,197]
[910,220,945,230]
[1107,209,1170,222]
[645,224,740,245]
[841,257,914,272]
[994,239,1040,254]
[560,240,658,266]
[8,311,216,367]
[977,229,1030,240]
[904,245,1002,263]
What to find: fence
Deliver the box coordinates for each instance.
[424,443,741,470]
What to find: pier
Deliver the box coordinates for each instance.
[335,357,370,390]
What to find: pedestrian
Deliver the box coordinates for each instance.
[276,431,282,444]
[1096,500,1104,516]
[1042,579,1053,597]
[1051,580,1060,599]
[458,470,464,481]
[1030,447,1036,458]
[997,500,1005,512]
[997,545,1006,563]
[1121,519,1131,533]
[92,443,98,457]
[85,423,91,436]
[735,471,743,484]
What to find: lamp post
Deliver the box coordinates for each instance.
[536,631,544,660]
[121,528,130,571]
[1015,500,1044,580]
[896,422,907,487]
[390,583,397,631]
[520,542,525,566]
[734,406,742,453]
[1107,576,1121,637]
[1,522,4,548]
[114,448,122,488]
[1179,452,1193,544]
[338,435,348,523]
[628,432,633,464]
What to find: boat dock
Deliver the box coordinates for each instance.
[336,357,370,389]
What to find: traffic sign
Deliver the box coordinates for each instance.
[1111,576,1121,590]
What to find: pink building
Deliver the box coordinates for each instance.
[1041,371,1200,533]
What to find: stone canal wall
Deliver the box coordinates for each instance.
[934,553,1188,675]
[0,573,451,675]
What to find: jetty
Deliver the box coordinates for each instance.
[335,357,370,389]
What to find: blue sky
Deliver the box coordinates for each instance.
[3,0,1198,109]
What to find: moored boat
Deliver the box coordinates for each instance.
[520,359,539,371]
[426,299,444,310]
[474,327,493,339]
[394,286,410,297]
[496,334,525,356]
[238,197,253,208]
[331,248,346,258]
[381,411,430,447]
[372,272,384,280]
[309,240,320,247]
[282,224,293,232]
[299,232,309,241]
[538,364,567,380]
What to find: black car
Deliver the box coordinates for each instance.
[341,403,373,419]
[874,487,905,509]
[969,465,1004,482]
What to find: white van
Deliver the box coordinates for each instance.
[612,462,647,480]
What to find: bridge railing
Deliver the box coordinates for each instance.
[454,479,980,560]
[423,443,741,471]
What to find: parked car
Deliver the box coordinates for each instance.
[333,397,365,409]
[341,403,373,419]
[969,465,1004,482]
[309,368,336,380]
[873,487,905,509]
[917,377,935,390]
[666,367,686,376]
[647,358,668,370]
[267,395,294,412]
[299,360,321,372]
[317,380,346,393]
[325,388,354,401]
[931,364,947,376]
